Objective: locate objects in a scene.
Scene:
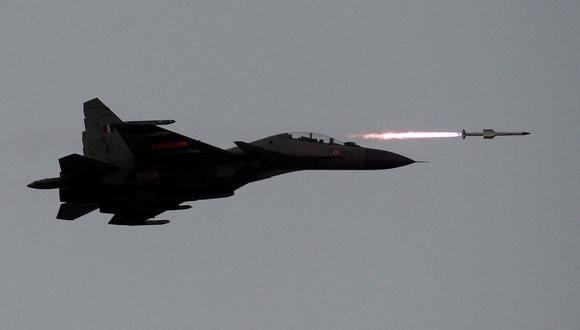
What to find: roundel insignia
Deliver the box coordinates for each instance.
[331,149,340,156]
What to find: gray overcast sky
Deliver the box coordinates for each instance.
[1,1,579,329]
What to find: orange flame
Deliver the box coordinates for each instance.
[348,131,460,140]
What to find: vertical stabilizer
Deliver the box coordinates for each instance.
[82,98,133,168]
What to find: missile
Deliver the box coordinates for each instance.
[461,129,530,140]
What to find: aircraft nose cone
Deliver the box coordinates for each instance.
[365,149,415,169]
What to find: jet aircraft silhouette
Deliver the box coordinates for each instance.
[28,98,416,225]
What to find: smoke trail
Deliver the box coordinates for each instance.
[348,131,461,140]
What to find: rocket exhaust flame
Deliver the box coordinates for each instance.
[348,131,461,140]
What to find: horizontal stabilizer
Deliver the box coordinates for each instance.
[57,203,98,220]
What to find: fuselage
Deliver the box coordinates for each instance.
[31,132,415,211]
[126,132,414,205]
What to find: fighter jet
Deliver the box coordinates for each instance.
[28,98,416,226]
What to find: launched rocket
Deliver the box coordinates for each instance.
[461,129,530,140]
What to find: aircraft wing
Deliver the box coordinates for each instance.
[114,123,234,164]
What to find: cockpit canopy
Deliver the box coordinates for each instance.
[287,132,345,145]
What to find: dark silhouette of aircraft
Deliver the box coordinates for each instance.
[28,98,416,225]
